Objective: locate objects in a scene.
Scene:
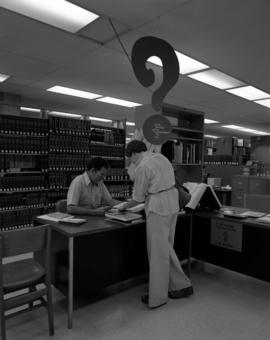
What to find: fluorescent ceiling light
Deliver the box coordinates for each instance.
[49,111,82,118]
[222,125,268,135]
[97,97,141,107]
[89,117,112,123]
[0,73,10,82]
[1,0,99,33]
[148,52,209,75]
[205,119,219,124]
[204,135,219,139]
[47,86,101,100]
[255,98,270,108]
[188,69,244,90]
[126,122,135,126]
[226,86,270,100]
[21,106,41,113]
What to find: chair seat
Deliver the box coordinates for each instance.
[3,259,45,292]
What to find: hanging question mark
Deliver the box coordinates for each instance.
[131,36,179,112]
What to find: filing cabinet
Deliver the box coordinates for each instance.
[231,175,270,207]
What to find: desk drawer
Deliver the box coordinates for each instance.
[231,176,249,192]
[231,191,245,207]
[249,178,269,194]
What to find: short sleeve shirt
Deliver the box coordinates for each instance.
[67,172,112,208]
[132,152,179,215]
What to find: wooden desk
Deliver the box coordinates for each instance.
[37,214,191,329]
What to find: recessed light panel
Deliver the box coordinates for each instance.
[148,52,209,75]
[189,69,244,90]
[226,86,270,100]
[21,107,41,113]
[1,0,99,33]
[49,111,82,118]
[89,117,112,123]
[97,97,141,107]
[222,125,268,135]
[47,86,101,100]
[204,135,219,139]
[126,122,135,126]
[205,119,219,124]
[0,73,10,82]
[255,98,270,108]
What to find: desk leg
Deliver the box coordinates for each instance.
[68,237,74,329]
[187,214,193,278]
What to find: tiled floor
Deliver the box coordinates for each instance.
[5,262,270,340]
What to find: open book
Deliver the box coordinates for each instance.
[38,212,86,225]
[183,182,222,211]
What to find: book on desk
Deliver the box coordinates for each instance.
[37,212,86,225]
[105,211,144,223]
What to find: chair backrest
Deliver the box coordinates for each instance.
[244,193,270,213]
[0,224,49,258]
[55,199,67,213]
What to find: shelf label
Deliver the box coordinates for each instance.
[211,218,242,252]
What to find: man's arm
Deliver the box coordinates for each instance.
[67,204,110,216]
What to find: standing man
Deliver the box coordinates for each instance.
[120,140,193,309]
[67,157,120,216]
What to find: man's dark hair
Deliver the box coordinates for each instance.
[86,157,109,171]
[126,140,147,157]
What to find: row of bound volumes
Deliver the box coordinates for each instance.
[91,127,125,145]
[49,154,85,171]
[90,145,124,159]
[0,192,47,211]
[0,175,46,191]
[0,115,48,136]
[0,207,46,230]
[106,184,129,199]
[0,155,48,172]
[49,135,90,153]
[49,172,79,189]
[172,142,201,164]
[0,136,48,153]
[47,190,68,208]
[49,116,91,136]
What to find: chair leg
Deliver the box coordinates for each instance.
[29,286,36,308]
[46,285,54,336]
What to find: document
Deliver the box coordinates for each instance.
[105,211,143,222]
[257,214,270,224]
[183,182,222,210]
[113,202,145,213]
[38,212,86,224]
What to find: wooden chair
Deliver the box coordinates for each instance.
[55,199,67,213]
[0,225,54,340]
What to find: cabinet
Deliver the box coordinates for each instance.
[231,175,270,207]
[161,104,204,183]
[0,113,128,230]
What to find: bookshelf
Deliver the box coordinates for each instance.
[0,113,128,230]
[0,115,49,229]
[161,104,204,184]
[204,137,250,165]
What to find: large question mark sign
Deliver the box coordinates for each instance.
[131,36,179,112]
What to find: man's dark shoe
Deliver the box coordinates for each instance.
[169,286,194,299]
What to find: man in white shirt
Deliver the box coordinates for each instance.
[67,158,120,216]
[120,140,193,309]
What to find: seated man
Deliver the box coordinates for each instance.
[67,157,121,216]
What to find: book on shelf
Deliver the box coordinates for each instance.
[183,182,222,211]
